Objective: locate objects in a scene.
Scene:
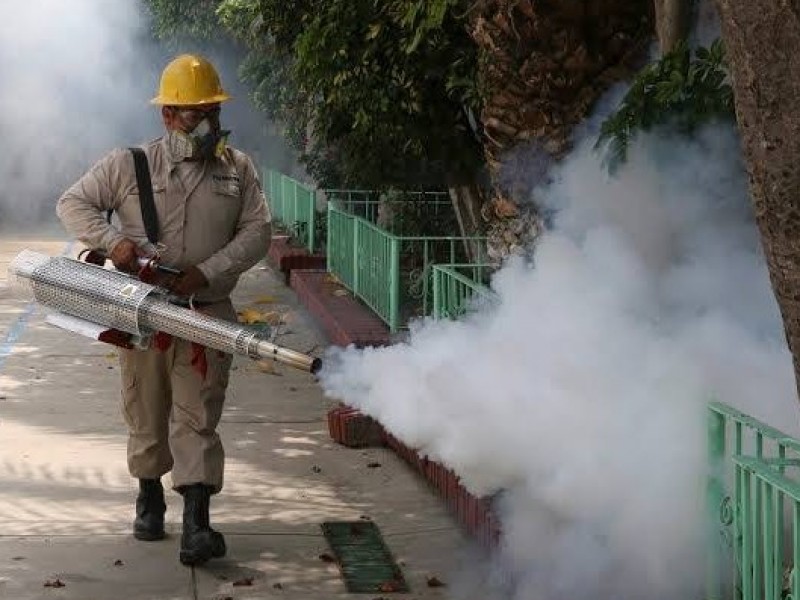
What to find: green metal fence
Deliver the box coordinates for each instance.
[324,190,454,237]
[431,264,493,319]
[264,169,317,253]
[732,454,800,600]
[707,402,800,600]
[327,200,486,331]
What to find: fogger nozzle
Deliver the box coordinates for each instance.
[8,250,322,374]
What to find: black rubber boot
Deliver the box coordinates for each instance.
[133,478,166,541]
[179,484,226,566]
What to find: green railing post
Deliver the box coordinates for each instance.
[755,435,763,599]
[432,266,441,319]
[794,503,800,600]
[422,241,430,317]
[290,179,295,225]
[776,445,786,600]
[389,235,400,332]
[308,189,316,253]
[763,482,775,600]
[353,218,361,296]
[280,173,285,221]
[740,464,753,600]
[326,202,333,277]
[707,408,726,600]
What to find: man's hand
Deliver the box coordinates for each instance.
[169,265,209,297]
[109,239,146,273]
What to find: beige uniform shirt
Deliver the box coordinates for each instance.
[56,136,272,302]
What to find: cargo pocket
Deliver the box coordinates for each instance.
[119,351,139,428]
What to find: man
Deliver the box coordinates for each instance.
[56,54,271,566]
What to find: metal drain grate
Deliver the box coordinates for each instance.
[321,521,408,593]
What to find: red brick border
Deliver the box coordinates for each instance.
[388,431,501,548]
[327,405,385,448]
[267,236,326,283]
[329,408,501,549]
[290,270,391,347]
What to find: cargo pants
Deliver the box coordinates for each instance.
[118,300,236,493]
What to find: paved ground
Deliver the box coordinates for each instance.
[0,234,471,600]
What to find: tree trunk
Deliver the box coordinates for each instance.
[653,0,692,52]
[447,179,486,263]
[715,0,800,398]
[468,0,652,262]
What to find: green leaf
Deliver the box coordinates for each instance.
[366,22,382,40]
[596,38,734,174]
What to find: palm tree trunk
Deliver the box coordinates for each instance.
[468,0,652,261]
[715,0,800,398]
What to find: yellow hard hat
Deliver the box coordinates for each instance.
[151,54,231,106]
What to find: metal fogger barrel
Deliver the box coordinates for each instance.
[8,250,321,374]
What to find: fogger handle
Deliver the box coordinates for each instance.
[78,249,183,277]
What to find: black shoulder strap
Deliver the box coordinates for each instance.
[129,147,159,244]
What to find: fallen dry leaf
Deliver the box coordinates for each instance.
[238,308,281,325]
[237,308,261,323]
[113,559,124,566]
[272,582,284,590]
[367,462,382,469]
[332,289,349,297]
[232,577,254,587]
[254,295,278,304]
[318,553,336,563]
[427,576,446,588]
[44,579,66,588]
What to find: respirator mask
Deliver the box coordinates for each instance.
[167,107,230,161]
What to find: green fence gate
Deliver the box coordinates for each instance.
[431,264,493,319]
[264,169,317,253]
[708,402,800,600]
[326,197,486,331]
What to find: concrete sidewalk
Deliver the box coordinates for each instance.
[0,236,470,600]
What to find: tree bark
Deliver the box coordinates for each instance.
[653,0,692,52]
[715,0,800,398]
[467,0,652,262]
[447,179,486,263]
